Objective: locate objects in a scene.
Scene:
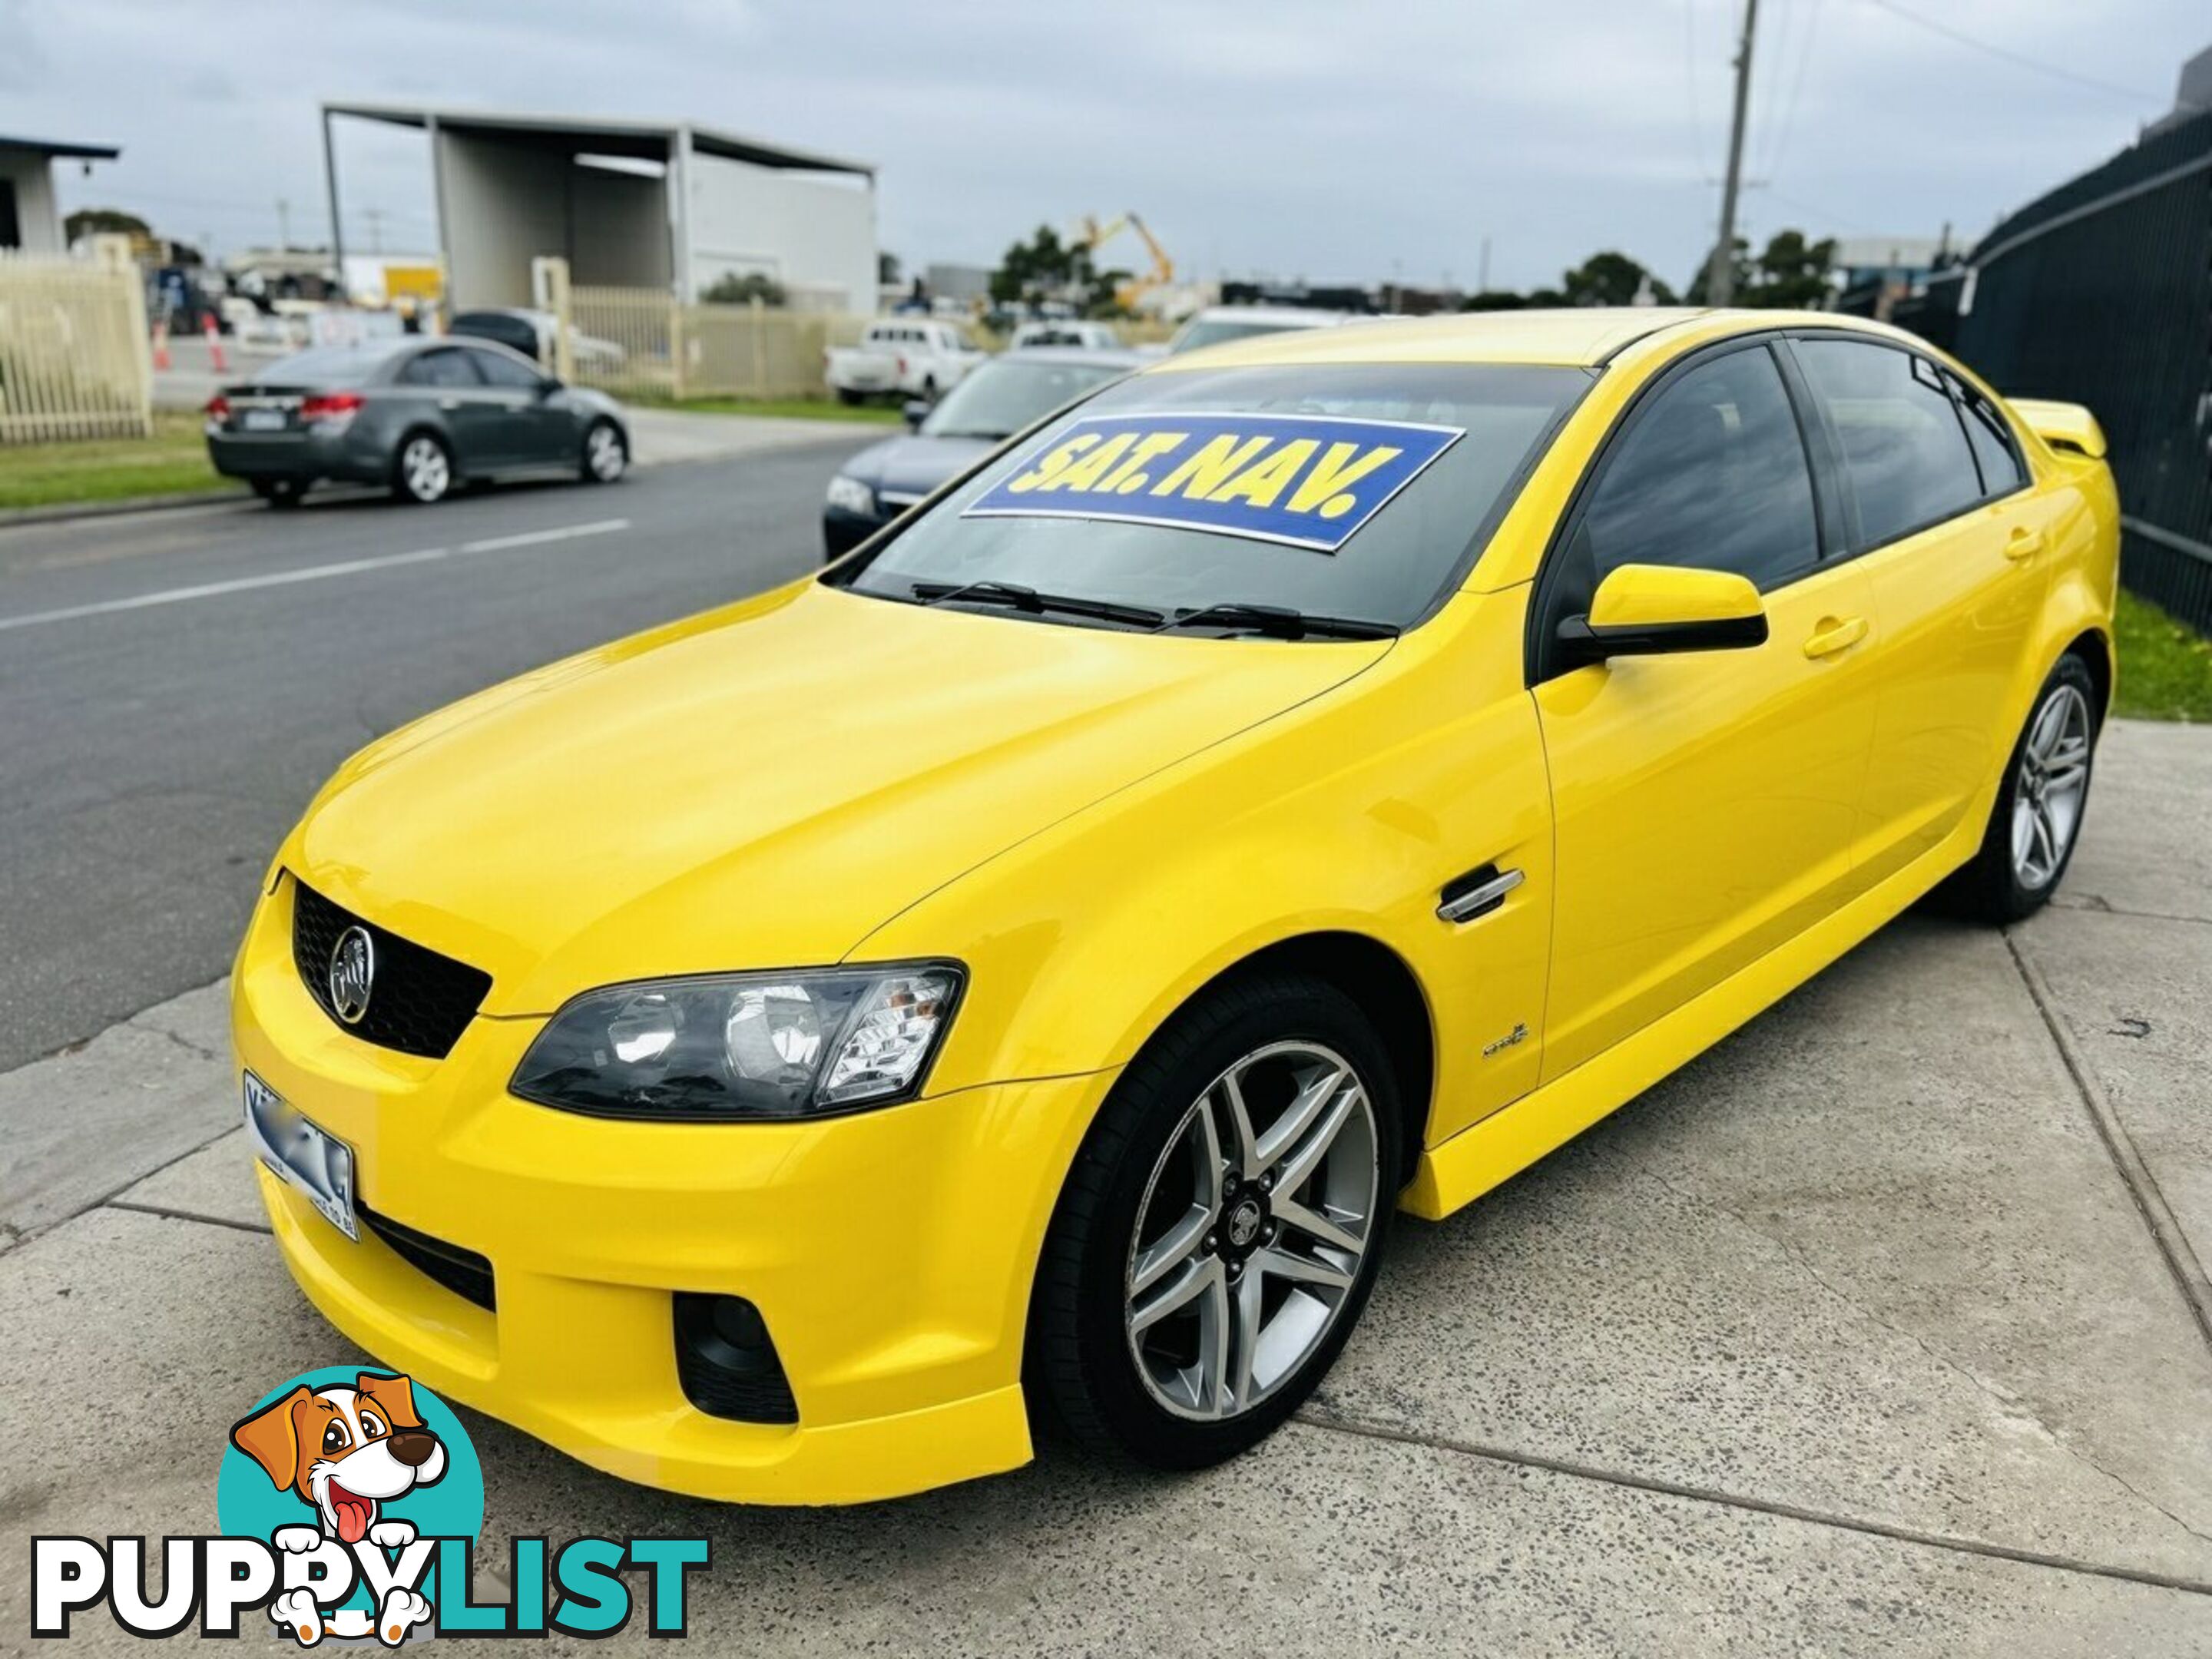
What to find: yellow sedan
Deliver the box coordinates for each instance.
[233,309,2118,1503]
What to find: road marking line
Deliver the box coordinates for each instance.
[459,518,631,555]
[0,518,631,634]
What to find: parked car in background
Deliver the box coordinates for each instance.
[823,346,1140,556]
[204,336,631,507]
[1009,320,1123,350]
[448,307,628,375]
[1167,304,1353,354]
[825,318,986,404]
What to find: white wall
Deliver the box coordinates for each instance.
[684,153,875,310]
[435,131,570,307]
[0,149,63,253]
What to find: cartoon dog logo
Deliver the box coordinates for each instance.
[230,1372,444,1646]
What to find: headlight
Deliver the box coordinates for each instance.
[510,962,964,1121]
[824,474,876,515]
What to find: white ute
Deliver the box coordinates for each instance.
[824,319,986,404]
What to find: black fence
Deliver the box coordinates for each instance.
[1949,105,2212,633]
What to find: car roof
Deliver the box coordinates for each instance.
[993,345,1144,368]
[1145,306,1909,370]
[1181,304,1352,328]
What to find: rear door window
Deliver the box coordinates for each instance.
[1794,339,1985,548]
[400,349,485,389]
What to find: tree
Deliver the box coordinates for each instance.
[65,207,151,244]
[1741,229,1836,309]
[1687,228,1835,308]
[701,271,786,306]
[988,225,1120,314]
[1561,250,1675,308]
[1459,290,1526,311]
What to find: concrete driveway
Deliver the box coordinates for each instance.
[2,720,2208,1654]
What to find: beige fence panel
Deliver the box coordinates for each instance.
[0,243,152,444]
[565,274,876,402]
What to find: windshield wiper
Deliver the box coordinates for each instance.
[1156,602,1399,641]
[910,579,1165,629]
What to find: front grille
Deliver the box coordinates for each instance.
[358,1200,496,1312]
[291,878,491,1060]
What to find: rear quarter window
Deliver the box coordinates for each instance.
[1795,339,1984,548]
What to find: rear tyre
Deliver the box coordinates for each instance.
[392,432,453,505]
[581,419,627,485]
[1943,652,2098,924]
[251,478,305,509]
[1028,972,1400,1471]
[836,388,863,407]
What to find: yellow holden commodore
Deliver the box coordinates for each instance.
[235,309,2119,1504]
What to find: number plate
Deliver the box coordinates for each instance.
[240,409,287,432]
[243,1071,358,1240]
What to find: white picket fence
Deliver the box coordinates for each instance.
[0,240,153,444]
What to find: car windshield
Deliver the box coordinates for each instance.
[1171,316,1323,353]
[836,362,1590,631]
[920,357,1130,440]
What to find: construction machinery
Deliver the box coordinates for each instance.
[1075,213,1175,311]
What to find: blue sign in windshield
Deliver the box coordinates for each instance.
[962,412,1465,553]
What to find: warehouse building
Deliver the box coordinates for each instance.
[320,101,876,313]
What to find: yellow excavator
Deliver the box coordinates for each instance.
[1075,213,1175,311]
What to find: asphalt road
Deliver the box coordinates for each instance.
[0,438,869,1074]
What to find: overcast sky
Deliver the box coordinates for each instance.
[7,0,2204,293]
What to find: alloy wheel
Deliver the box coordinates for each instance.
[2012,682,2091,889]
[1124,1040,1380,1422]
[402,437,450,502]
[587,423,625,482]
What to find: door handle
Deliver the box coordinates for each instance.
[2005,527,2045,561]
[1437,865,1524,925]
[1802,615,1869,659]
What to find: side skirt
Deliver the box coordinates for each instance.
[1401,812,1982,1221]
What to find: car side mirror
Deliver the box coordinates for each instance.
[1555,564,1768,670]
[538,376,562,398]
[903,399,929,430]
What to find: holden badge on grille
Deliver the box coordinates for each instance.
[328,926,376,1025]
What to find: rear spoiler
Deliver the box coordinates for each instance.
[2009,399,2108,460]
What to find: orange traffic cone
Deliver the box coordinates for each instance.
[204,314,227,375]
[151,319,171,372]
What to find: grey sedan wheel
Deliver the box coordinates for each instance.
[393,433,453,504]
[582,420,627,484]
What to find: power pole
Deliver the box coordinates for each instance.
[276,197,291,252]
[1707,0,1759,306]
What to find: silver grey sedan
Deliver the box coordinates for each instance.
[204,335,631,508]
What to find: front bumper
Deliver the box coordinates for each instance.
[234,875,1113,1505]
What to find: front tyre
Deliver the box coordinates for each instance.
[392,432,454,505]
[1946,652,2098,923]
[1029,973,1400,1469]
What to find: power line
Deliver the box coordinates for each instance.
[1683,0,1710,181]
[1857,0,2176,109]
[1760,0,1823,182]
